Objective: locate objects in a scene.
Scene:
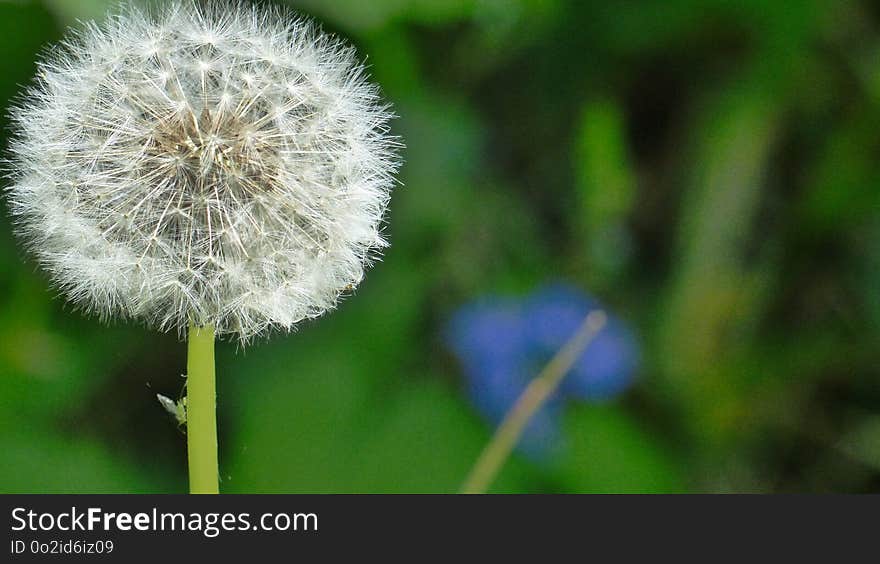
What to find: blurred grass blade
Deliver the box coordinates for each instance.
[658,87,780,438]
[461,311,607,494]
[573,98,637,287]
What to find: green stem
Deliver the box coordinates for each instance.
[187,323,218,494]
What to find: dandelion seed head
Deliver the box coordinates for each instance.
[5,1,401,342]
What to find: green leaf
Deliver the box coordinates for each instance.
[0,427,157,493]
[574,98,637,231]
[225,343,530,492]
[352,381,531,492]
[573,98,637,285]
[559,404,685,493]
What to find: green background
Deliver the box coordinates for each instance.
[1,0,879,493]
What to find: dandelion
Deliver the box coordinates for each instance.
[4,1,400,493]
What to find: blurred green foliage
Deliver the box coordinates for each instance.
[0,0,878,493]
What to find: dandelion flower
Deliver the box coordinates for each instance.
[5,1,400,494]
[5,1,400,342]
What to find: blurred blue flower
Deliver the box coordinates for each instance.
[445,283,640,459]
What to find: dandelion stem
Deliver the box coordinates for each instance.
[460,310,608,494]
[187,323,218,494]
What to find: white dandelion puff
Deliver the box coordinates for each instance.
[5,1,401,342]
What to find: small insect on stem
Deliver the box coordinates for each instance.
[157,392,187,428]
